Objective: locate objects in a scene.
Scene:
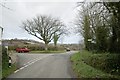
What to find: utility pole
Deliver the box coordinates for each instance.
[0,26,3,45]
[0,26,3,80]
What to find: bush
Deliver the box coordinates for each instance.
[2,46,17,79]
[105,54,120,75]
[70,51,118,78]
[84,53,120,75]
[7,44,65,51]
[27,45,45,51]
[48,45,56,51]
[2,46,9,69]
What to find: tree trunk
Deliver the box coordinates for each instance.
[45,43,48,51]
[54,43,57,50]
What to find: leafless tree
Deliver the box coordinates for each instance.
[0,0,13,11]
[21,15,65,51]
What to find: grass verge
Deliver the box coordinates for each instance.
[30,50,66,54]
[2,64,17,79]
[70,50,120,79]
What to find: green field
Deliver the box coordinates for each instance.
[30,50,66,54]
[70,50,120,79]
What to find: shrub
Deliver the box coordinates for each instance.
[105,54,120,75]
[2,46,9,69]
[84,53,120,75]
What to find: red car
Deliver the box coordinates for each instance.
[16,48,30,53]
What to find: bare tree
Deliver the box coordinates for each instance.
[0,0,13,11]
[75,2,110,51]
[21,15,65,51]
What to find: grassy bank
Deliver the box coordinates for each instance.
[2,47,17,79]
[2,64,17,79]
[30,50,65,54]
[70,50,120,79]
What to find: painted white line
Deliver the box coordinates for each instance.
[14,70,19,73]
[23,58,39,66]
[14,55,51,74]
[19,67,24,70]
[23,54,53,66]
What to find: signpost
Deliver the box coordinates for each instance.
[88,38,96,50]
[88,39,92,42]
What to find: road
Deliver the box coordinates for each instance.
[7,51,76,78]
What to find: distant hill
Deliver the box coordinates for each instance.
[60,44,84,50]
[2,39,44,46]
[2,39,83,51]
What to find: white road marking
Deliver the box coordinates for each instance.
[14,54,53,74]
[23,58,39,66]
[14,70,19,73]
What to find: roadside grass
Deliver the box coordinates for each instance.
[2,47,17,79]
[30,50,66,54]
[2,64,17,79]
[70,50,120,79]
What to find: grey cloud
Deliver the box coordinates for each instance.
[1,1,82,44]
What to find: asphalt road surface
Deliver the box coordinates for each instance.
[7,51,77,78]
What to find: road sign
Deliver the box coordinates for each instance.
[88,39,92,42]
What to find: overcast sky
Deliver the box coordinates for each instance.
[0,0,84,44]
